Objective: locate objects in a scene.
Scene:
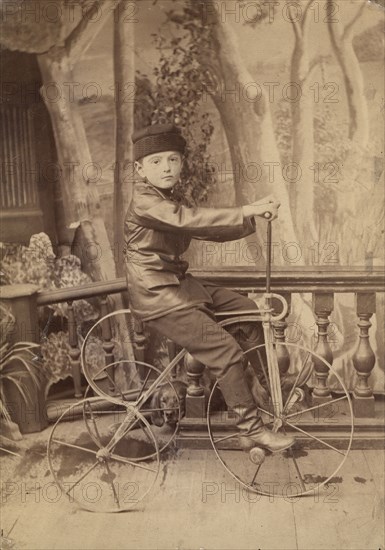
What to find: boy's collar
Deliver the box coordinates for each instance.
[143,178,175,200]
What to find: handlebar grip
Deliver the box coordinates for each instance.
[270,293,289,321]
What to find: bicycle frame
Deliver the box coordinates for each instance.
[80,220,288,447]
[58,217,354,509]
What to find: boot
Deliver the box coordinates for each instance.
[218,365,295,453]
[235,405,295,453]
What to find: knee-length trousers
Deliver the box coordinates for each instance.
[146,285,264,380]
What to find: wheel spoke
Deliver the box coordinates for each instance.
[84,402,103,446]
[84,410,124,416]
[256,349,272,398]
[287,447,306,492]
[105,368,126,401]
[65,461,99,495]
[140,407,178,413]
[52,437,157,474]
[52,438,98,456]
[109,453,158,473]
[106,416,142,452]
[213,432,239,444]
[285,395,348,420]
[137,369,152,401]
[283,419,346,456]
[250,462,264,486]
[257,406,274,418]
[282,351,312,414]
[103,461,120,508]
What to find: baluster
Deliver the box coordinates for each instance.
[67,301,82,398]
[352,293,376,417]
[312,293,333,410]
[133,318,147,381]
[100,296,115,394]
[272,292,291,377]
[184,353,206,420]
[167,340,178,379]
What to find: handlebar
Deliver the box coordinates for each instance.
[266,220,272,294]
[262,216,289,321]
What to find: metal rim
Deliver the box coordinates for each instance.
[80,309,135,407]
[47,397,160,513]
[207,337,354,499]
[82,361,182,460]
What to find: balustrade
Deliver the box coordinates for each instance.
[352,292,376,417]
[1,267,376,433]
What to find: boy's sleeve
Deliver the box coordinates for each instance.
[133,194,252,237]
[192,217,256,242]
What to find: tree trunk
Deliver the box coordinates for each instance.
[38,49,135,364]
[113,9,135,277]
[326,0,370,264]
[289,1,318,244]
[327,1,369,148]
[204,6,300,266]
[38,51,116,281]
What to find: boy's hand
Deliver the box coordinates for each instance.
[242,195,281,221]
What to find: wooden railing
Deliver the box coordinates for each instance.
[2,267,384,432]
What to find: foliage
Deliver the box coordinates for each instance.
[0,303,43,422]
[273,96,355,218]
[274,98,292,166]
[0,233,97,324]
[353,21,385,62]
[135,2,216,206]
[40,331,72,385]
[0,233,99,386]
[40,330,112,386]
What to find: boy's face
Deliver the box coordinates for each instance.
[135,150,183,190]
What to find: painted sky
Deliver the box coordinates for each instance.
[73,0,384,98]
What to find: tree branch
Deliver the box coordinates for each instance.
[343,0,367,41]
[289,4,302,38]
[305,55,330,81]
[302,0,317,31]
[66,0,122,64]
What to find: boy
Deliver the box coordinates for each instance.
[124,123,294,453]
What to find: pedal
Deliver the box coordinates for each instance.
[249,447,266,465]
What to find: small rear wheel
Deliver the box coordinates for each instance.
[80,309,183,458]
[47,397,160,512]
[82,361,182,459]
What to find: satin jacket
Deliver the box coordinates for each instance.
[124,179,255,320]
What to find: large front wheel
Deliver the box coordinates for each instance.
[207,341,354,499]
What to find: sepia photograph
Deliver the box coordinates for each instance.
[0,0,384,548]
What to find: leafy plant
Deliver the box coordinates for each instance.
[0,234,99,388]
[0,304,44,424]
[135,3,217,206]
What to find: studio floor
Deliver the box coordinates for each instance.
[1,423,384,550]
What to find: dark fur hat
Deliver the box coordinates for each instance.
[132,123,186,161]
